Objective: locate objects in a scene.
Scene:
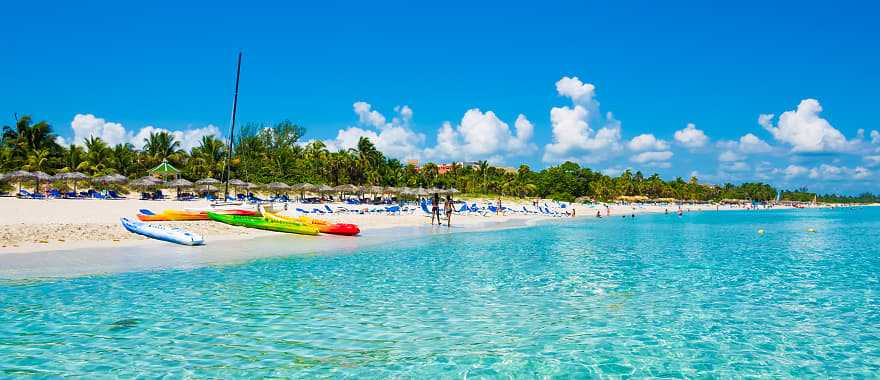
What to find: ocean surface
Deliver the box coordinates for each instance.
[1,207,879,377]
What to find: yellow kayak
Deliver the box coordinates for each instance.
[263,211,361,236]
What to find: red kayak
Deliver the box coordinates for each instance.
[317,223,361,236]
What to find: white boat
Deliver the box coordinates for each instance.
[120,218,205,246]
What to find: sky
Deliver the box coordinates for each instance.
[3,0,879,193]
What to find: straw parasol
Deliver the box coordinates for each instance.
[415,187,429,196]
[333,184,359,192]
[447,188,460,194]
[166,178,193,188]
[317,184,334,193]
[166,178,193,198]
[31,171,52,194]
[53,171,90,193]
[94,174,127,184]
[245,182,261,190]
[195,178,220,186]
[266,182,290,196]
[129,176,161,190]
[228,179,246,186]
[5,171,34,194]
[266,182,290,190]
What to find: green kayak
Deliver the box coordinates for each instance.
[207,212,320,235]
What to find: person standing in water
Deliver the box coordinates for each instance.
[445,194,454,227]
[431,192,441,225]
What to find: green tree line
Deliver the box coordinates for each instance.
[2,115,877,203]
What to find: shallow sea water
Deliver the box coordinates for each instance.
[1,208,879,377]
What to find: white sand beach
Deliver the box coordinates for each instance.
[0,196,795,255]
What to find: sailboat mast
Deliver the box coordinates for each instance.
[223,51,242,200]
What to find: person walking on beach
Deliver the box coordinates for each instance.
[496,197,502,215]
[445,194,454,227]
[431,193,441,225]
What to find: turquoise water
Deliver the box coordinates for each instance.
[1,208,879,377]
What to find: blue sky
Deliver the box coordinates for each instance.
[3,1,879,193]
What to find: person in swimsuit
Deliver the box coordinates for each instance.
[431,193,441,225]
[445,194,453,227]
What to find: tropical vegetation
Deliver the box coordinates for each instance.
[2,115,877,203]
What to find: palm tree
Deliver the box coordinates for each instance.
[77,136,112,175]
[3,116,59,156]
[110,143,138,177]
[143,131,182,166]
[476,160,489,193]
[189,136,226,179]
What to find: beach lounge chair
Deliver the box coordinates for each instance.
[324,205,334,213]
[18,189,45,199]
[295,207,311,214]
[108,190,126,199]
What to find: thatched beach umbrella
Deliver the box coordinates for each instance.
[6,170,35,194]
[31,171,52,194]
[195,177,220,186]
[166,178,193,188]
[333,184,359,192]
[223,178,247,196]
[166,178,193,198]
[53,171,90,193]
[317,184,334,193]
[129,176,161,190]
[266,182,290,196]
[94,174,127,184]
[196,178,220,195]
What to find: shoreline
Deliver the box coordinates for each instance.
[1,198,862,279]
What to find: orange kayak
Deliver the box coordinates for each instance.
[137,209,258,222]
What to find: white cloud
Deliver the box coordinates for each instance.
[871,130,880,144]
[631,150,673,164]
[353,101,387,128]
[759,99,853,152]
[737,133,773,154]
[71,113,128,146]
[865,155,880,167]
[55,136,68,147]
[627,134,669,151]
[68,113,221,150]
[718,150,742,162]
[795,164,873,181]
[809,164,843,179]
[720,161,750,172]
[326,102,425,160]
[543,76,623,163]
[425,109,536,161]
[555,76,596,103]
[673,123,709,148]
[783,165,809,179]
[854,166,871,179]
[129,125,222,151]
[715,133,774,162]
